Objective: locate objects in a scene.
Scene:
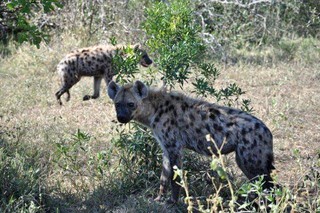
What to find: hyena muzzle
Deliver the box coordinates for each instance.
[108,80,275,203]
[55,44,152,105]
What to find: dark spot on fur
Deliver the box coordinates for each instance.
[82,49,89,53]
[241,129,247,135]
[165,132,169,139]
[168,105,174,111]
[244,117,252,122]
[170,119,176,125]
[263,126,270,134]
[102,53,107,60]
[185,124,189,129]
[210,108,221,116]
[92,56,96,60]
[209,113,216,120]
[255,122,261,129]
[213,124,223,132]
[228,109,236,114]
[266,153,275,171]
[173,109,177,117]
[258,134,263,140]
[154,117,160,123]
[243,138,249,144]
[226,122,234,127]
[158,109,164,118]
[195,128,202,134]
[253,139,257,147]
[181,102,189,112]
[205,124,210,132]
[189,113,195,121]
[165,100,170,106]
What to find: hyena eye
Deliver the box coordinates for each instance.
[127,102,135,108]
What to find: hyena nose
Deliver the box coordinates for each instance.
[117,115,130,124]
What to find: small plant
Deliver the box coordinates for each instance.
[111,123,162,177]
[54,129,91,175]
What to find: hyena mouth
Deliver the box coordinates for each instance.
[141,61,150,67]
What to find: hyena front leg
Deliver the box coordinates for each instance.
[168,150,183,203]
[155,148,183,203]
[83,76,102,101]
[154,153,171,202]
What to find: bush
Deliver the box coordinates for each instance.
[0,0,62,49]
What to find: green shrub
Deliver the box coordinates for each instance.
[0,0,62,49]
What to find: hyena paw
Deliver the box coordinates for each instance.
[83,95,91,101]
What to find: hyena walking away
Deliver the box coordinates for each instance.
[55,44,152,105]
[108,80,275,203]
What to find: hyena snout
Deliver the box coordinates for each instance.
[115,108,133,124]
[140,55,153,67]
[117,114,131,124]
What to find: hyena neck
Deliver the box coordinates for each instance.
[133,88,167,127]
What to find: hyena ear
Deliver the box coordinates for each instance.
[133,43,140,52]
[108,81,120,100]
[133,80,148,99]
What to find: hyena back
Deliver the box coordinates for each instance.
[55,44,152,105]
[108,80,275,203]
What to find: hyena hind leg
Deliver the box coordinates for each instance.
[83,76,102,101]
[235,149,275,189]
[56,85,73,105]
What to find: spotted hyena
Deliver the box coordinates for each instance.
[55,44,152,105]
[108,80,275,203]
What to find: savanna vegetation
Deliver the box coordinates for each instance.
[0,0,319,212]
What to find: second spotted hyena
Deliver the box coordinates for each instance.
[108,80,275,203]
[55,44,152,105]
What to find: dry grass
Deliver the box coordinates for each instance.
[0,36,319,212]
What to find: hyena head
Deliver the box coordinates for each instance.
[133,44,153,67]
[108,81,148,123]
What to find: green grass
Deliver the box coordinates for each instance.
[0,34,319,212]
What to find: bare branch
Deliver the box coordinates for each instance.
[207,0,271,8]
